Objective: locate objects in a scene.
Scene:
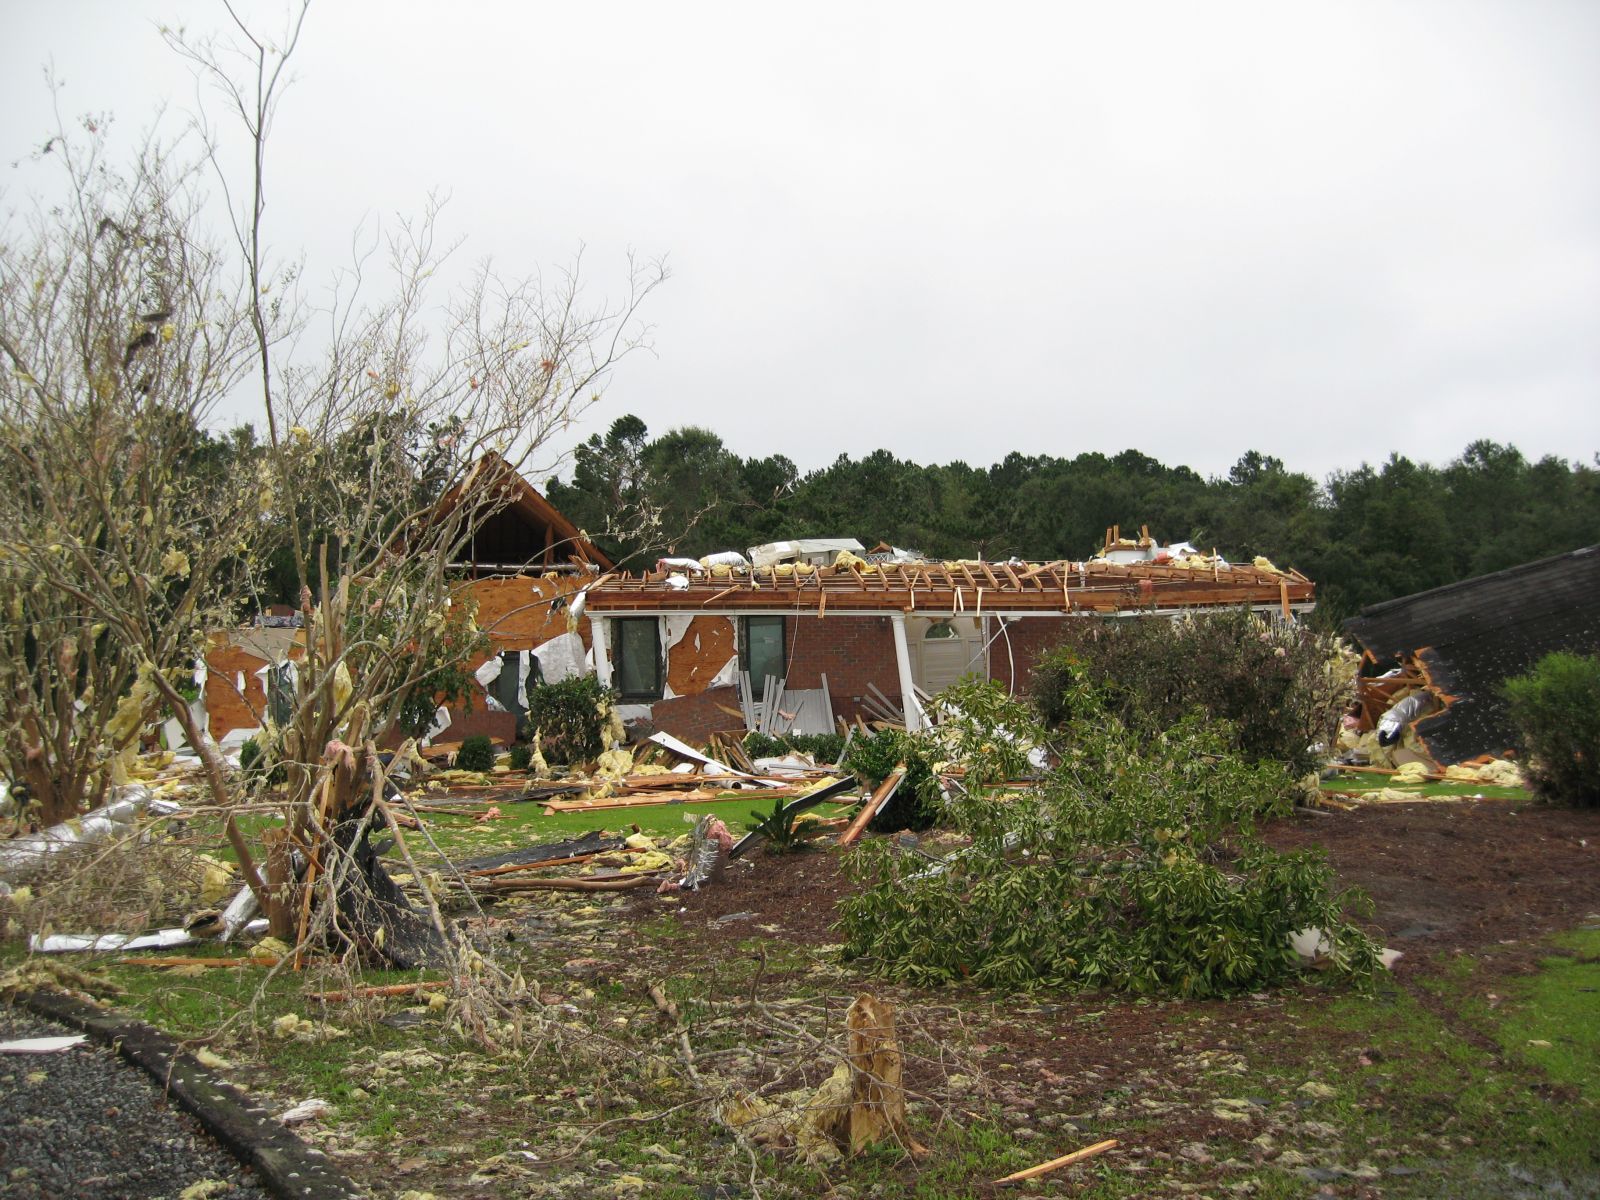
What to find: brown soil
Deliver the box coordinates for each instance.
[638,798,1600,966]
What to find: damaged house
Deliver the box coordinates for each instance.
[583,545,1315,744]
[203,455,610,746]
[1344,544,1600,765]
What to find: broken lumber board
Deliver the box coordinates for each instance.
[994,1138,1118,1184]
[113,956,286,969]
[473,873,664,893]
[540,786,807,813]
[837,766,907,848]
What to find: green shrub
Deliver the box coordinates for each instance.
[525,674,613,765]
[743,730,846,765]
[455,734,495,773]
[1502,651,1600,807]
[839,702,1377,997]
[237,735,286,786]
[507,743,533,772]
[1030,609,1354,777]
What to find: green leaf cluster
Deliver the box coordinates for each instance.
[524,673,614,766]
[1030,609,1353,777]
[1502,651,1600,807]
[454,734,495,773]
[838,704,1379,997]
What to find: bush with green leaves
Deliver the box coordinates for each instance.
[525,674,614,765]
[1029,609,1355,777]
[455,734,495,773]
[237,735,286,786]
[839,703,1377,997]
[1502,651,1600,807]
[507,743,533,772]
[742,730,846,765]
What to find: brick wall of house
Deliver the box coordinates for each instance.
[784,614,905,725]
[989,616,1068,695]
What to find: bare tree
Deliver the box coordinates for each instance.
[0,100,262,825]
[4,3,662,1005]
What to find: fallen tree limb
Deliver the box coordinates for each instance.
[309,981,450,1003]
[464,848,642,879]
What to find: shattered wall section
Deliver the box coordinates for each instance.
[202,629,305,739]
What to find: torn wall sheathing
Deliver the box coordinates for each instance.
[588,557,1315,740]
[1344,545,1600,765]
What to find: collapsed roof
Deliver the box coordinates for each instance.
[584,556,1314,616]
[1344,545,1600,764]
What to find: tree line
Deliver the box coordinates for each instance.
[544,417,1600,625]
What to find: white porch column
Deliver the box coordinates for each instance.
[889,612,924,732]
[590,615,613,688]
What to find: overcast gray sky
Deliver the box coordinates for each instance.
[4,1,1597,485]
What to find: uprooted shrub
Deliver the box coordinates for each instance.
[1502,651,1600,807]
[842,680,1049,833]
[1030,609,1356,777]
[839,705,1378,996]
[524,674,614,765]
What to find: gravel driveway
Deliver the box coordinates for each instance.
[1,1004,272,1200]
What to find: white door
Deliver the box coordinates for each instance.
[911,617,987,697]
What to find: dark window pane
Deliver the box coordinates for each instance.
[617,618,661,699]
[744,616,785,691]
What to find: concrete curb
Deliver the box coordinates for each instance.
[16,989,365,1200]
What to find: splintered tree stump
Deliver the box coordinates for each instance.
[260,826,296,940]
[846,993,926,1156]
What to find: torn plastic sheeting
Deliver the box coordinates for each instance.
[29,919,268,954]
[647,731,785,787]
[699,550,750,570]
[532,631,588,685]
[0,1036,86,1054]
[0,785,178,884]
[657,557,704,573]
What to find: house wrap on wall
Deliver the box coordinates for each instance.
[582,552,1315,745]
[203,457,611,745]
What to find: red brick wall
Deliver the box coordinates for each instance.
[989,616,1068,695]
[647,685,744,747]
[785,614,903,724]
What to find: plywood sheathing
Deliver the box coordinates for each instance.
[466,575,591,653]
[666,616,737,697]
[203,627,305,738]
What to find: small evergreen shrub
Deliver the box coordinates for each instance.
[1030,610,1354,777]
[742,730,846,765]
[525,674,614,765]
[455,734,495,773]
[237,735,286,786]
[507,743,533,772]
[1502,651,1600,807]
